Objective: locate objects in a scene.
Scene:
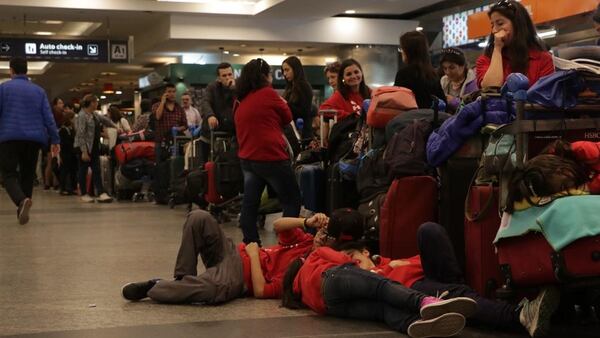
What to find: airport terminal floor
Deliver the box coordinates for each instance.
[0,188,597,338]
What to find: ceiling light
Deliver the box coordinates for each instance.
[345,10,356,14]
[240,44,247,47]
[537,29,557,39]
[416,26,424,32]
[233,53,240,57]
[43,20,63,25]
[355,45,360,49]
[100,72,118,76]
[100,95,107,99]
[33,31,55,36]
[324,57,337,63]
[283,52,287,56]
[115,90,123,95]
[223,50,230,54]
[157,0,259,3]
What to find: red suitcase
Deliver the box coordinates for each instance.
[114,141,155,165]
[497,232,600,287]
[379,176,438,259]
[204,161,225,205]
[464,185,504,298]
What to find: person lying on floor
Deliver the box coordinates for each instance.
[338,221,560,338]
[281,244,477,338]
[121,209,338,304]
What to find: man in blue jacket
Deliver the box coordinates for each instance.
[0,57,60,225]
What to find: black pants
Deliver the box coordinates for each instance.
[0,141,42,207]
[323,264,424,333]
[411,222,520,329]
[148,210,246,304]
[59,151,78,192]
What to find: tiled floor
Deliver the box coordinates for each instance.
[0,188,598,338]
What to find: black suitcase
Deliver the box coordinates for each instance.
[327,162,360,213]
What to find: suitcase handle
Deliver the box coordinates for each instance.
[464,166,495,222]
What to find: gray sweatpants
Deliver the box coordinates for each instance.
[147,210,246,304]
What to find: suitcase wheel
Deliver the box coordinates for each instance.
[168,198,176,209]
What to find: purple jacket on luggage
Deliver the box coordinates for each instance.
[426,97,515,167]
[0,75,59,145]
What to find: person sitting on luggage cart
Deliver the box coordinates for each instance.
[121,210,336,304]
[198,63,236,164]
[476,0,554,89]
[337,222,560,338]
[234,58,302,246]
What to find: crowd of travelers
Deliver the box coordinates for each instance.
[1,1,598,337]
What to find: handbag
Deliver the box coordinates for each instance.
[477,125,516,184]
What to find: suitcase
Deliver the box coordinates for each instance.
[114,141,155,165]
[99,155,113,195]
[152,160,171,204]
[296,163,326,212]
[379,176,438,259]
[114,169,143,200]
[327,162,360,213]
[464,185,503,298]
[204,161,224,205]
[215,149,243,200]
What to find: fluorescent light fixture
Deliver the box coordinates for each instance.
[416,26,424,31]
[233,53,240,57]
[157,0,258,3]
[115,90,123,95]
[223,50,230,54]
[537,29,557,39]
[345,10,356,14]
[324,57,337,63]
[355,45,360,49]
[33,31,55,36]
[43,20,63,25]
[100,95,107,99]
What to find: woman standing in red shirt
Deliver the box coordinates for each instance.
[319,58,371,121]
[476,0,554,88]
[234,58,302,245]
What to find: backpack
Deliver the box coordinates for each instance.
[328,114,359,163]
[384,118,434,178]
[366,86,418,128]
[356,148,391,202]
[357,193,387,243]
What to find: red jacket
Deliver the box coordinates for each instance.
[476,49,554,88]
[370,255,424,288]
[319,91,365,121]
[238,228,313,299]
[571,141,600,193]
[235,86,293,161]
[293,246,354,314]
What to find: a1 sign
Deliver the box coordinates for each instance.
[110,43,127,62]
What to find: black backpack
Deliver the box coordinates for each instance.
[384,118,434,178]
[328,114,359,163]
[356,148,391,202]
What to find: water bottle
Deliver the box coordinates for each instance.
[296,118,304,138]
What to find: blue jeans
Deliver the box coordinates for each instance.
[78,151,104,196]
[322,264,424,333]
[239,159,301,244]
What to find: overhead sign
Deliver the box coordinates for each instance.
[0,38,129,63]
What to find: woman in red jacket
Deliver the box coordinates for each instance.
[319,58,371,121]
[476,0,554,88]
[234,58,302,245]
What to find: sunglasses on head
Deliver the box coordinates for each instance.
[441,48,463,56]
[492,0,516,12]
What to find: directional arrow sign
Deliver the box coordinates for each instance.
[0,43,10,53]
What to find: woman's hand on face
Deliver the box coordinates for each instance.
[493,29,507,48]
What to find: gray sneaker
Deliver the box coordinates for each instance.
[408,312,466,338]
[519,287,560,337]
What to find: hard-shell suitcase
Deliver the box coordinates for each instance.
[99,155,113,195]
[464,185,503,298]
[379,176,438,259]
[296,163,326,212]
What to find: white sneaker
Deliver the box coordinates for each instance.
[97,193,113,203]
[81,195,95,203]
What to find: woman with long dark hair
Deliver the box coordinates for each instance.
[476,0,554,88]
[282,56,314,139]
[319,58,371,121]
[439,48,478,112]
[394,31,446,109]
[235,58,302,245]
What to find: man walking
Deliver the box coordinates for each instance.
[0,57,60,224]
